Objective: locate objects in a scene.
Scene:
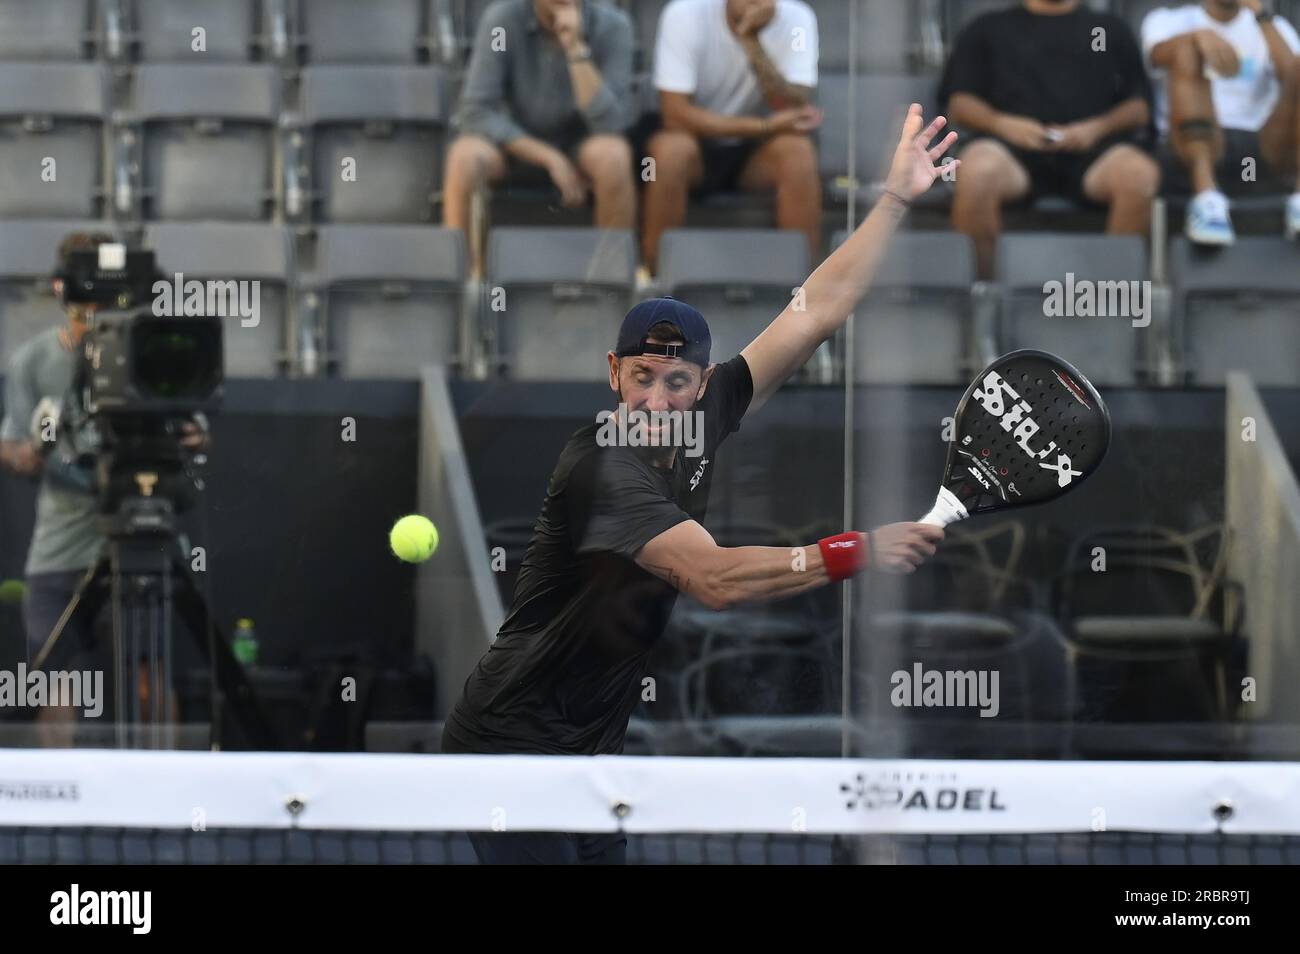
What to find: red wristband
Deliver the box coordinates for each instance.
[818,531,869,582]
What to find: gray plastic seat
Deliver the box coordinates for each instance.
[487,227,636,380]
[298,0,427,62]
[833,229,974,385]
[296,65,450,223]
[659,229,808,365]
[128,64,279,220]
[144,222,294,377]
[312,225,466,379]
[0,0,96,60]
[0,64,108,218]
[0,219,109,367]
[1170,237,1300,386]
[130,0,268,61]
[818,73,936,188]
[820,0,914,72]
[997,233,1148,386]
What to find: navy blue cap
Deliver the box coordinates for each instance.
[615,297,711,367]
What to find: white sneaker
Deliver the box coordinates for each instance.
[635,265,656,293]
[1286,193,1300,242]
[1185,190,1235,246]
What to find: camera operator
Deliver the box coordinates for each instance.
[0,232,208,746]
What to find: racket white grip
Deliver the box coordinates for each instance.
[919,487,968,528]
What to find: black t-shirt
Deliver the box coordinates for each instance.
[442,354,755,755]
[939,7,1151,128]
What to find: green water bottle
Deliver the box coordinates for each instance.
[232,618,259,666]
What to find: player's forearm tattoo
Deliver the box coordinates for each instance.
[645,563,690,592]
[741,37,810,109]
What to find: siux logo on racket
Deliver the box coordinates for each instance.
[971,370,1082,488]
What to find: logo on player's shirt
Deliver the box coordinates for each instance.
[688,457,710,492]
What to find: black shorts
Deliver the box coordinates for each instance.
[626,113,760,196]
[1157,127,1293,197]
[498,118,593,195]
[961,133,1150,207]
[696,138,760,195]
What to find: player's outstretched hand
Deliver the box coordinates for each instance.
[871,522,944,574]
[883,103,959,202]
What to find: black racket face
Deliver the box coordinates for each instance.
[940,350,1111,516]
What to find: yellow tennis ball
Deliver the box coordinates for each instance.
[390,514,439,563]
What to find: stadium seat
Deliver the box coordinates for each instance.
[128,0,271,62]
[833,229,975,385]
[1052,524,1241,722]
[817,73,939,200]
[0,219,107,368]
[486,226,635,380]
[0,64,108,219]
[867,611,1072,726]
[1170,237,1300,386]
[866,520,1068,728]
[292,66,450,224]
[0,0,96,60]
[820,0,915,72]
[125,64,279,220]
[658,229,808,365]
[308,224,466,379]
[297,0,429,63]
[144,222,294,378]
[996,233,1150,386]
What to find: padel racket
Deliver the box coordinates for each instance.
[919,350,1111,527]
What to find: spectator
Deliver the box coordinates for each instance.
[1143,0,1300,245]
[442,0,636,275]
[941,0,1159,279]
[641,0,822,278]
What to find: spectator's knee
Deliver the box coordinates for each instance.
[1123,153,1161,200]
[647,130,700,178]
[446,135,500,185]
[579,136,634,188]
[770,133,818,182]
[953,141,1012,193]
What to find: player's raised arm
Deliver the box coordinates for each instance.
[740,104,960,413]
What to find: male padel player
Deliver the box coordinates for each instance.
[442,105,957,863]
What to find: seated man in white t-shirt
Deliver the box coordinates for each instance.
[1143,0,1300,244]
[640,0,822,276]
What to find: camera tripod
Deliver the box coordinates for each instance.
[32,492,277,750]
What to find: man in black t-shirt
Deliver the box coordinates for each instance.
[940,0,1160,277]
[442,104,956,865]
